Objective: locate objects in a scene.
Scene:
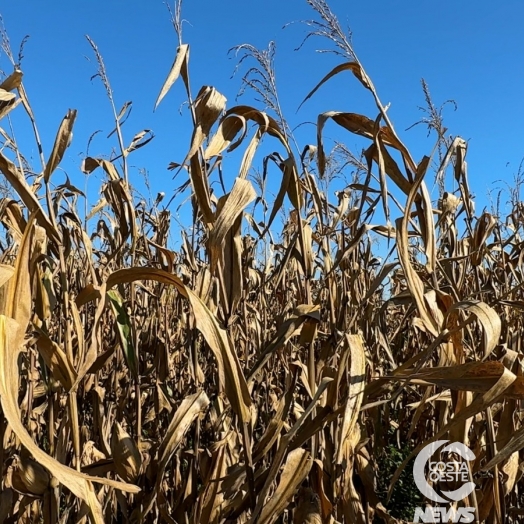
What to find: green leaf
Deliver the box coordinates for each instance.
[107,289,137,379]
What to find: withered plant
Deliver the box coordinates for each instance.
[0,1,522,523]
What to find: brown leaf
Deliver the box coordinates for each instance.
[44,109,77,182]
[0,69,23,92]
[140,390,209,519]
[154,43,189,110]
[204,114,246,159]
[336,334,367,464]
[299,62,371,111]
[34,328,77,391]
[0,153,60,243]
[255,448,313,524]
[208,178,256,273]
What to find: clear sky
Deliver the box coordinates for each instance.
[0,1,523,237]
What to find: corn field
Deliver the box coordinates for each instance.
[0,1,523,523]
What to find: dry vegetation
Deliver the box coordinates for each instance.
[0,1,523,523]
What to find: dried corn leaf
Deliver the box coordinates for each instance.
[0,264,14,288]
[336,334,366,465]
[0,153,60,243]
[0,88,18,120]
[44,109,76,182]
[447,300,501,358]
[82,157,120,181]
[299,61,371,111]
[0,69,23,92]
[390,361,509,395]
[204,114,246,159]
[34,328,77,391]
[154,43,189,110]
[255,448,313,524]
[208,177,256,272]
[396,168,439,336]
[111,422,142,483]
[140,390,209,519]
[186,86,227,159]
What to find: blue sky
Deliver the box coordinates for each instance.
[0,0,523,241]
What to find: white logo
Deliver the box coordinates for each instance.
[412,440,476,523]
